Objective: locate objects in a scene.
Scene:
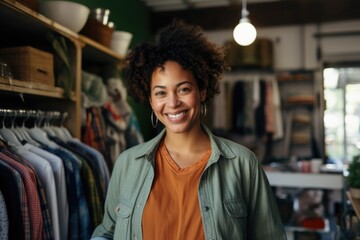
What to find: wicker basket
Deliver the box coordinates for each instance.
[0,46,55,86]
[80,18,114,47]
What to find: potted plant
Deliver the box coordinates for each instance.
[347,155,360,199]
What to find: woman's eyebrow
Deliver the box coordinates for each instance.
[152,81,193,90]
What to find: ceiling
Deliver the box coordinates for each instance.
[140,0,360,33]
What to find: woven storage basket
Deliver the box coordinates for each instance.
[80,18,114,47]
[0,46,55,86]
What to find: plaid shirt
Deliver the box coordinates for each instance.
[78,154,103,229]
[5,147,55,240]
[0,152,43,240]
[37,176,54,240]
[82,107,112,171]
[0,190,9,240]
[0,159,29,239]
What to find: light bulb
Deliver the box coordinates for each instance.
[233,18,257,46]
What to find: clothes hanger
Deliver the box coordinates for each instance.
[46,111,70,142]
[60,112,73,140]
[51,112,73,142]
[42,112,58,137]
[10,111,26,141]
[16,110,40,146]
[28,111,58,148]
[0,110,23,146]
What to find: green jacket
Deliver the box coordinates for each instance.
[91,126,286,240]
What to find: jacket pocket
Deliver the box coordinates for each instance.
[222,199,248,238]
[223,199,247,218]
[114,201,133,239]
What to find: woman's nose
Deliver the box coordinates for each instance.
[168,93,180,107]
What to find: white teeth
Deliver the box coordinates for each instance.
[167,112,185,119]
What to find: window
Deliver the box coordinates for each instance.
[323,67,360,163]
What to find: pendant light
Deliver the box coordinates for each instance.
[233,0,257,46]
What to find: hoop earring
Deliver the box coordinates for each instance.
[151,111,158,128]
[201,103,207,116]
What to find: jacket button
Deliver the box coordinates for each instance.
[203,206,210,211]
[115,206,120,212]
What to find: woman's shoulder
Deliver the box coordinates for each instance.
[111,140,155,176]
[116,134,162,162]
[212,134,256,158]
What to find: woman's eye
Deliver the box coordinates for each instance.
[179,87,190,93]
[154,91,166,96]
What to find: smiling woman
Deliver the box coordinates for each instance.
[149,61,206,137]
[91,19,287,240]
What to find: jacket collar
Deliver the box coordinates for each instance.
[134,124,236,162]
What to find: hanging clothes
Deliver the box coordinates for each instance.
[0,190,9,240]
[0,109,111,240]
[0,158,26,240]
[0,150,43,240]
[49,136,104,228]
[23,143,69,240]
[12,146,60,240]
[103,78,144,166]
[40,143,91,240]
[82,106,112,171]
[60,139,110,198]
[1,146,54,240]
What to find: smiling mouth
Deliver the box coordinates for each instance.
[166,111,186,120]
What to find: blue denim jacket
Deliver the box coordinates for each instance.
[91,126,286,240]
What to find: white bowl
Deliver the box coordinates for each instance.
[40,1,90,33]
[110,31,133,55]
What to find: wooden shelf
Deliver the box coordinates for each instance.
[79,35,124,63]
[265,171,344,190]
[277,70,314,82]
[0,0,122,138]
[0,77,76,100]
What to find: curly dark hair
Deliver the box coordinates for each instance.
[123,19,228,105]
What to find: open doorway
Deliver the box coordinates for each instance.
[323,65,360,164]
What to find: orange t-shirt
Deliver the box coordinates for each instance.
[142,140,211,240]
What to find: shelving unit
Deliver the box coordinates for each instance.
[265,171,345,239]
[277,70,318,159]
[0,77,68,99]
[0,0,123,138]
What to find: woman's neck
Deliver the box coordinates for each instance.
[164,124,210,155]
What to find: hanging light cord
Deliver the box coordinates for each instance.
[241,0,249,19]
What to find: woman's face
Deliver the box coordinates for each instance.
[149,61,206,134]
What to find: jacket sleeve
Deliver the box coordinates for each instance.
[247,153,287,239]
[91,157,122,239]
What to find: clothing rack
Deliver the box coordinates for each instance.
[0,109,68,125]
[0,108,110,240]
